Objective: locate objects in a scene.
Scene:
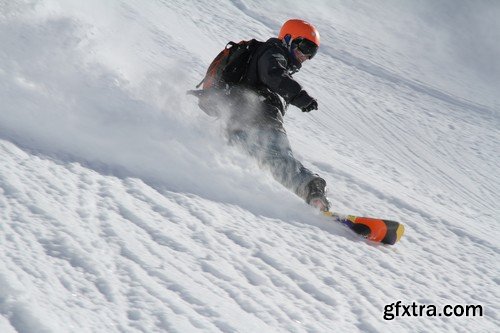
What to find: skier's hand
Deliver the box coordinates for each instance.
[301,99,318,112]
[291,90,318,112]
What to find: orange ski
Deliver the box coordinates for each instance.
[324,211,405,245]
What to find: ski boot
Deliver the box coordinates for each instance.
[305,177,331,212]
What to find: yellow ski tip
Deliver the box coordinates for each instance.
[395,223,405,243]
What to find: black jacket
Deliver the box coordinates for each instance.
[242,38,308,114]
[190,38,313,123]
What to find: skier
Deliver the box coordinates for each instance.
[192,19,330,211]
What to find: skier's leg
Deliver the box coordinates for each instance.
[229,123,329,209]
[259,129,315,193]
[258,128,330,210]
[226,93,330,210]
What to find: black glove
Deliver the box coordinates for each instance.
[302,99,318,112]
[291,90,318,112]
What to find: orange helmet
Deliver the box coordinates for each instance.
[278,19,320,47]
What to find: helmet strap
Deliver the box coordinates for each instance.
[281,34,300,72]
[283,34,292,49]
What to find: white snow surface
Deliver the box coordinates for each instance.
[1,0,499,332]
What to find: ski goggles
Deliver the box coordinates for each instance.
[293,38,318,59]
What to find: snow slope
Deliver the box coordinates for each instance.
[1,0,499,332]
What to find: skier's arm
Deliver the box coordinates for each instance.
[257,48,315,109]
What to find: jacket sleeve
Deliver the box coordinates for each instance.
[257,47,303,103]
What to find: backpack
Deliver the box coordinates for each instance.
[197,39,263,90]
